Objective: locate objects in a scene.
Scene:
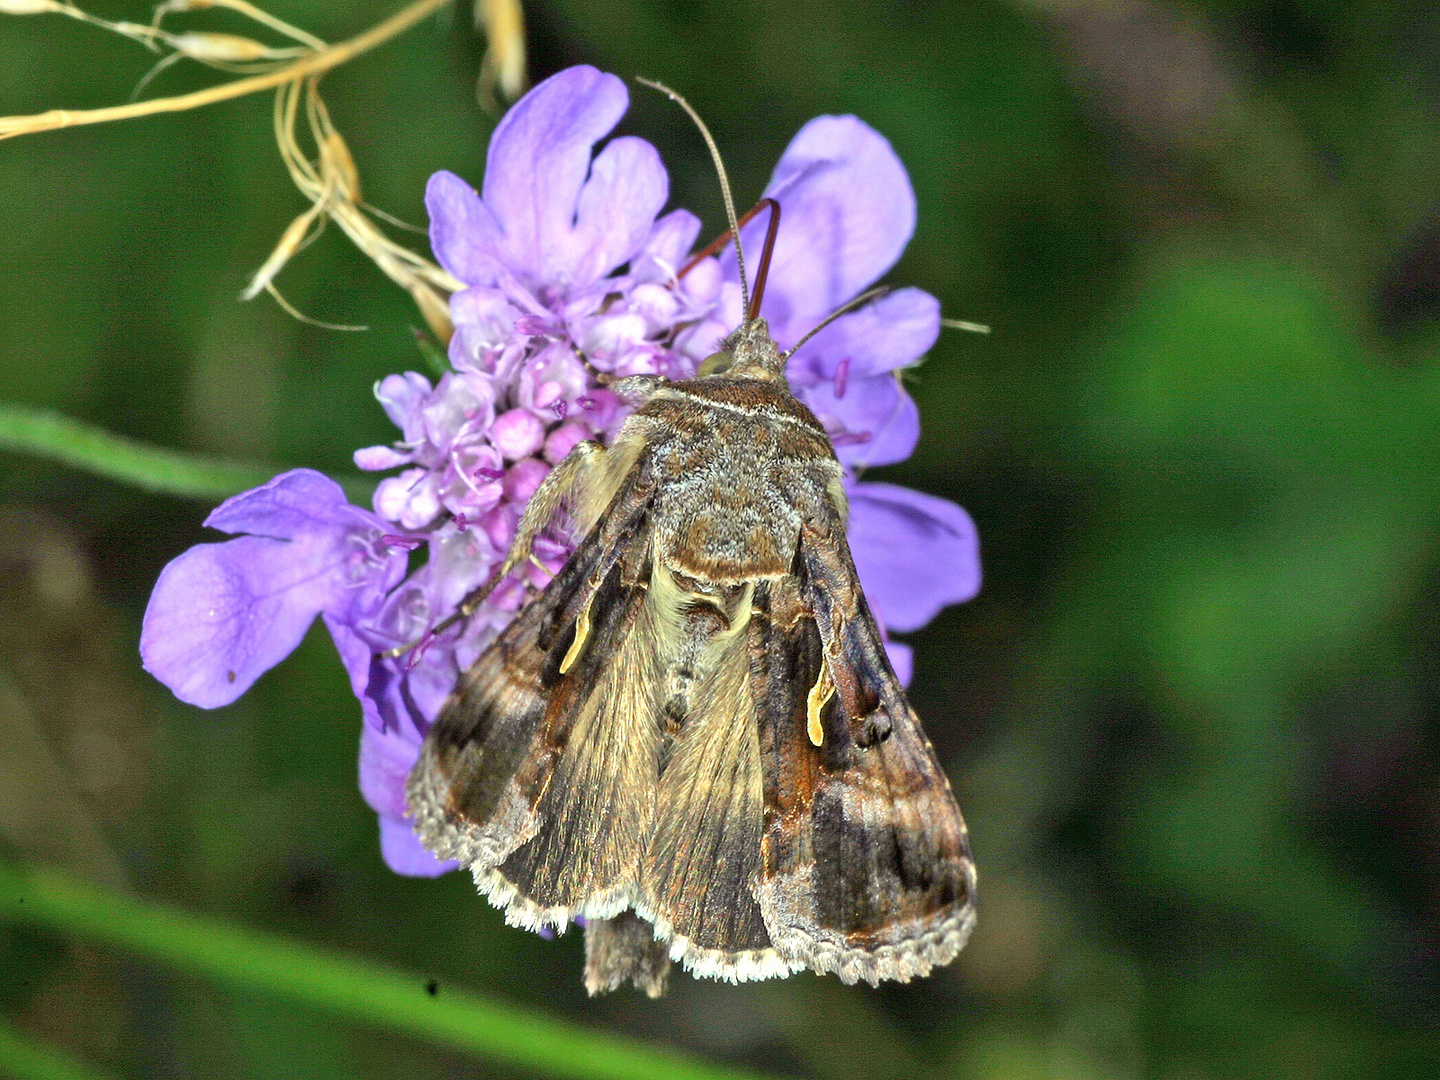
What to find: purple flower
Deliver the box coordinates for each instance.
[141,470,408,708]
[140,65,981,879]
[847,482,981,685]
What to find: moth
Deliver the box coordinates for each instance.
[405,83,976,996]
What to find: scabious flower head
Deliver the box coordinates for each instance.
[141,66,982,877]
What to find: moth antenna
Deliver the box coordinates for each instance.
[941,318,992,334]
[748,198,781,322]
[676,198,776,280]
[781,285,894,361]
[636,77,751,317]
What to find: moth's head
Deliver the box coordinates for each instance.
[697,318,786,381]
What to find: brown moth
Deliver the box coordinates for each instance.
[405,82,976,995]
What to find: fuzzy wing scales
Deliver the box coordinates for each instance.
[407,459,660,927]
[750,505,977,986]
[409,432,975,991]
[636,605,792,982]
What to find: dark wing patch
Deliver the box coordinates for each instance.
[407,462,658,928]
[751,506,976,986]
[492,556,662,924]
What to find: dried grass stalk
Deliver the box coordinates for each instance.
[0,0,499,342]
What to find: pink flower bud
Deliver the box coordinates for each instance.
[489,407,546,460]
[480,504,515,554]
[543,421,590,464]
[504,457,550,503]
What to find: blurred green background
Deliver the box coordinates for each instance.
[2,1,1439,1078]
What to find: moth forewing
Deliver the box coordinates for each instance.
[405,454,653,875]
[631,572,792,983]
[751,507,977,986]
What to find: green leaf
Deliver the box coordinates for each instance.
[0,403,373,505]
[0,863,779,1080]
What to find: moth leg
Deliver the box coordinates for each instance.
[379,442,607,658]
[489,439,606,592]
[395,440,607,653]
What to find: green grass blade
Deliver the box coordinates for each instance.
[0,1018,117,1080]
[0,403,373,505]
[0,864,780,1080]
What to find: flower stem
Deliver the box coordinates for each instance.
[0,0,454,140]
[0,1018,116,1080]
[0,402,371,504]
[0,864,779,1080]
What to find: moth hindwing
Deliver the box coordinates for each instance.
[407,317,977,994]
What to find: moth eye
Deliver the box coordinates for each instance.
[697,351,733,377]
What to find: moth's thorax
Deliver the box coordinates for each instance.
[625,370,845,584]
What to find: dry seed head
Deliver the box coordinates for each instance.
[320,129,361,203]
[939,318,991,334]
[151,0,326,51]
[0,0,66,15]
[243,201,324,300]
[167,30,303,63]
[0,0,464,335]
[264,280,366,332]
[248,75,458,338]
[476,0,526,103]
[409,282,455,343]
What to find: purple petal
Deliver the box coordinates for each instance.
[322,614,390,731]
[354,445,411,471]
[420,371,497,453]
[479,66,664,291]
[885,640,913,687]
[735,116,916,345]
[786,288,940,385]
[374,468,442,530]
[426,171,503,286]
[379,815,458,877]
[204,468,350,537]
[359,718,419,819]
[802,374,920,468]
[634,209,703,282]
[399,646,466,728]
[567,135,668,289]
[141,470,405,709]
[675,317,729,363]
[360,679,459,876]
[846,481,980,633]
[361,652,436,739]
[518,341,589,418]
[141,536,327,708]
[448,286,519,373]
[372,372,433,444]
